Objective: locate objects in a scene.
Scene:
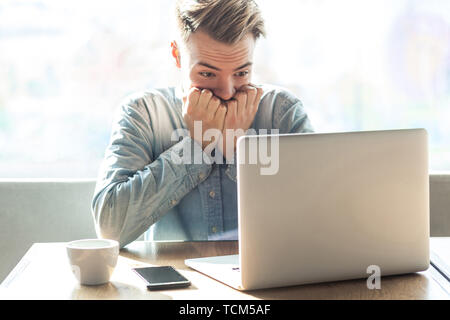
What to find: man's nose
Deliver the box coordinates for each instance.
[213,81,236,102]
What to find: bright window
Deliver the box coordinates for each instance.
[1,0,449,178]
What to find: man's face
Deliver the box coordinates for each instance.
[172,30,256,103]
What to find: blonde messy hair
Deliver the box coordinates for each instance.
[175,0,266,45]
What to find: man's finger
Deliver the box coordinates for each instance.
[225,99,238,123]
[197,89,214,113]
[243,85,257,113]
[184,87,201,114]
[252,87,264,115]
[215,104,228,124]
[234,91,247,118]
[206,95,221,121]
[247,82,262,89]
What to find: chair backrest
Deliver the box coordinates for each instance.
[0,179,97,283]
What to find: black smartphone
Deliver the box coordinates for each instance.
[132,266,191,290]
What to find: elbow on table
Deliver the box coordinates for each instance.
[91,194,133,249]
[95,222,131,250]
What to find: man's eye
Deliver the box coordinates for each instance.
[199,72,215,78]
[235,71,249,77]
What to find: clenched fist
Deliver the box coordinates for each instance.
[218,84,264,161]
[182,87,227,150]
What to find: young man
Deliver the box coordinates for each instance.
[92,0,314,248]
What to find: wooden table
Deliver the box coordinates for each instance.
[1,238,450,300]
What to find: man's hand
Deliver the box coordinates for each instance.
[182,87,227,150]
[218,84,264,161]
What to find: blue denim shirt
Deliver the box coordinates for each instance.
[92,84,314,248]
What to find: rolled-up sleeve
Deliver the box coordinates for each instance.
[273,91,314,134]
[91,97,212,248]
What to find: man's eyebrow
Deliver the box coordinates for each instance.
[197,61,253,72]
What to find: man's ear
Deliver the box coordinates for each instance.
[171,41,181,68]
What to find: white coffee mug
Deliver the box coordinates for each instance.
[66,239,119,285]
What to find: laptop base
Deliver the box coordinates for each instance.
[185,254,244,290]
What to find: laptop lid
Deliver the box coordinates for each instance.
[236,128,429,290]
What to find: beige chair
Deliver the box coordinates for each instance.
[0,179,97,283]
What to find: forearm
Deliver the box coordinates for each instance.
[92,136,212,248]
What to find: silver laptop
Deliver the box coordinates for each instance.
[185,129,430,290]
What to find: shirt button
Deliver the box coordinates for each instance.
[171,199,177,206]
[209,190,215,198]
[211,226,217,233]
[199,172,205,180]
